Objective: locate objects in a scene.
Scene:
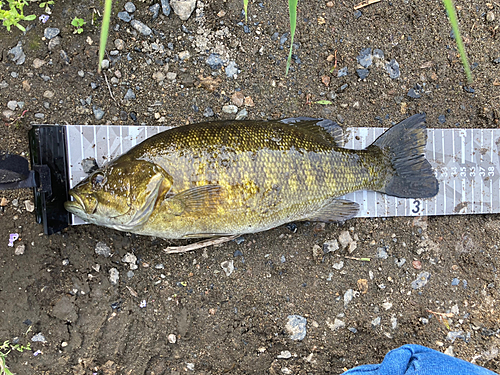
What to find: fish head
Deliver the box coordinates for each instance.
[65,159,172,229]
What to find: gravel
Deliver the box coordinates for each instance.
[124,88,136,100]
[124,1,136,13]
[44,27,60,40]
[118,11,132,22]
[131,19,152,36]
[285,315,307,341]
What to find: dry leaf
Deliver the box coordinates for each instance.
[321,75,331,86]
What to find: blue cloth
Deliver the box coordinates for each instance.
[344,344,496,375]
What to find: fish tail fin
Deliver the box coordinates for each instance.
[371,113,439,198]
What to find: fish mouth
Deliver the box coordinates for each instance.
[64,191,97,215]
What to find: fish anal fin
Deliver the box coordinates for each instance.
[304,199,359,222]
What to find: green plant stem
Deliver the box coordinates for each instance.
[243,0,248,23]
[98,0,112,73]
[286,0,298,76]
[442,0,472,82]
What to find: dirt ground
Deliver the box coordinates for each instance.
[1,0,500,374]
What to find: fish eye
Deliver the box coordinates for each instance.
[91,173,107,189]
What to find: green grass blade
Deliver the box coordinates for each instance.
[285,0,298,76]
[243,0,248,23]
[442,0,472,82]
[98,0,112,73]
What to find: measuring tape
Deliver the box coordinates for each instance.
[64,125,500,225]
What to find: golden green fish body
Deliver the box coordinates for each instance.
[65,115,438,239]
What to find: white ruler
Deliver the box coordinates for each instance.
[64,125,500,224]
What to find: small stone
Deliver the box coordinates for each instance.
[8,41,25,65]
[31,333,47,343]
[149,3,160,19]
[170,0,197,21]
[444,346,455,357]
[231,91,244,106]
[337,67,348,77]
[166,72,177,80]
[376,247,388,259]
[221,260,234,276]
[277,350,292,359]
[48,36,61,51]
[109,268,119,285]
[357,48,372,68]
[382,302,393,310]
[101,59,110,69]
[7,101,17,111]
[407,88,421,99]
[203,107,214,117]
[178,50,190,60]
[412,260,422,269]
[327,318,345,331]
[93,106,105,120]
[43,90,54,99]
[114,39,125,50]
[15,244,25,255]
[332,261,344,270]
[244,96,255,107]
[153,71,165,82]
[285,315,307,341]
[0,81,8,89]
[486,11,495,22]
[357,279,369,294]
[34,113,45,119]
[206,53,224,69]
[371,317,381,327]
[344,289,355,307]
[118,11,132,22]
[161,0,171,16]
[95,242,111,257]
[312,244,323,261]
[373,49,384,59]
[131,19,152,36]
[122,253,138,270]
[23,200,34,212]
[124,2,136,13]
[386,59,400,79]
[438,115,446,123]
[235,108,248,120]
[44,27,60,39]
[225,61,239,78]
[167,334,176,343]
[323,239,339,253]
[338,231,352,249]
[33,58,46,69]
[411,271,431,289]
[2,110,14,120]
[356,69,369,80]
[451,304,459,315]
[451,278,460,286]
[222,104,238,114]
[124,88,136,100]
[395,258,406,267]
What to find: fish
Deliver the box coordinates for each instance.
[64,113,439,239]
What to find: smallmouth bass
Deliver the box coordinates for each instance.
[64,114,438,239]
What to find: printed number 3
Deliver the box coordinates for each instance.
[412,199,421,214]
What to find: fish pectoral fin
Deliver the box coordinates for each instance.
[281,117,344,146]
[172,184,226,213]
[126,174,166,227]
[304,199,359,222]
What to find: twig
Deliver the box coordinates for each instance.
[164,235,238,254]
[427,309,453,318]
[103,71,116,102]
[354,0,382,10]
[344,256,371,261]
[4,109,28,126]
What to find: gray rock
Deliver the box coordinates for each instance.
[124,1,136,12]
[385,59,400,79]
[114,39,125,50]
[8,41,25,65]
[109,268,119,285]
[170,0,197,21]
[338,231,352,249]
[203,107,214,117]
[371,317,381,327]
[149,3,160,19]
[95,241,111,257]
[285,315,307,341]
[7,101,17,111]
[81,158,99,174]
[44,27,60,40]
[376,247,388,259]
[221,260,234,276]
[118,11,132,22]
[328,318,345,330]
[34,113,45,119]
[407,88,421,99]
[235,108,248,120]
[161,0,171,16]
[101,59,110,69]
[31,333,47,343]
[337,67,348,77]
[131,19,152,36]
[357,48,372,68]
[93,106,105,120]
[323,239,339,253]
[222,104,238,114]
[411,271,431,289]
[344,289,355,307]
[395,258,406,267]
[225,61,239,78]
[51,296,78,322]
[373,48,384,59]
[0,81,8,89]
[206,53,224,69]
[124,88,136,100]
[48,36,61,51]
[356,69,369,80]
[2,110,14,120]
[332,260,344,270]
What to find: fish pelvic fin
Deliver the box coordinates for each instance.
[371,113,439,199]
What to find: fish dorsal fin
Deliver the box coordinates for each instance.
[303,199,359,222]
[162,185,226,215]
[281,117,344,146]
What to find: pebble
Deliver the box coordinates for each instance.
[277,350,292,359]
[48,36,61,51]
[486,11,495,22]
[44,27,60,39]
[8,42,25,65]
[438,114,446,123]
[382,302,392,310]
[338,231,352,249]
[152,71,165,82]
[225,61,239,78]
[101,59,110,69]
[31,333,47,343]
[206,53,224,69]
[411,271,430,289]
[344,289,355,307]
[2,110,14,120]
[222,104,238,114]
[118,11,132,22]
[221,260,234,276]
[328,318,345,331]
[412,260,422,269]
[7,101,17,111]
[34,113,45,119]
[395,258,406,267]
[95,241,111,257]
[43,90,54,99]
[376,247,388,259]
[122,252,138,270]
[244,96,255,107]
[337,67,348,77]
[357,48,372,68]
[0,81,8,89]
[167,333,176,343]
[332,261,344,270]
[166,72,177,80]
[356,69,369,80]
[285,315,307,341]
[93,106,105,120]
[407,88,422,99]
[203,107,214,117]
[385,59,400,79]
[131,19,152,36]
[161,0,171,16]
[235,108,248,120]
[444,346,455,357]
[451,278,460,286]
[323,239,339,253]
[24,200,34,212]
[373,49,384,59]
[114,39,125,50]
[124,1,136,12]
[371,317,381,327]
[33,58,46,69]
[170,0,197,20]
[354,10,362,19]
[15,244,25,255]
[124,88,136,100]
[178,50,190,60]
[231,91,245,106]
[109,268,120,285]
[149,4,160,19]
